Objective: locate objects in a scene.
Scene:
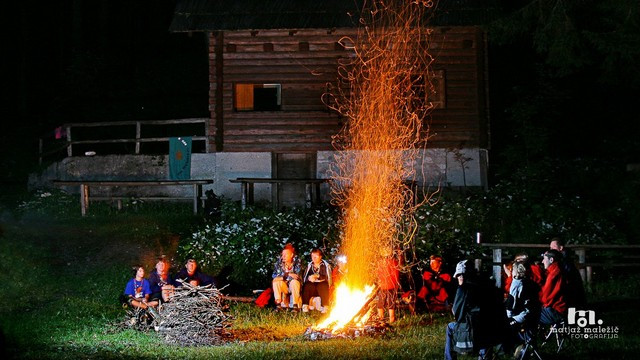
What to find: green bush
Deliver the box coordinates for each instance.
[178,202,340,291]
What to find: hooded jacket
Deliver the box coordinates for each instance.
[303,259,332,287]
[541,262,567,314]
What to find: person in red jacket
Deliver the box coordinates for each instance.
[550,237,586,307]
[376,247,400,323]
[539,249,567,325]
[417,255,452,312]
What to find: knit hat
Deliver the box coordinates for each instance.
[453,260,468,278]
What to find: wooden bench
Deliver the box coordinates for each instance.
[229,178,328,210]
[53,180,214,216]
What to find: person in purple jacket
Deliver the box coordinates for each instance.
[123,265,157,309]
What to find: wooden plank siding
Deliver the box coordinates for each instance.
[207,26,487,152]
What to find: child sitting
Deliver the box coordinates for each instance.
[122,265,158,310]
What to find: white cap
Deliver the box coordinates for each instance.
[454,260,468,278]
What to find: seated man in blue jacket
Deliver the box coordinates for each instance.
[176,258,216,288]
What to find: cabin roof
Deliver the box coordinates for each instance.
[169,0,496,32]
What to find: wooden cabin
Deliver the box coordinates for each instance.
[169,0,491,205]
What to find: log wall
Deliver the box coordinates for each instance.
[207,26,488,152]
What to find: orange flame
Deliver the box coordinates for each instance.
[315,283,376,332]
[317,0,436,332]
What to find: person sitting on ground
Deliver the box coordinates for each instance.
[176,258,216,287]
[539,249,567,326]
[301,248,332,313]
[122,265,158,309]
[504,261,541,354]
[272,243,302,310]
[148,255,176,303]
[376,246,400,324]
[417,255,452,312]
[550,237,586,307]
[503,253,544,294]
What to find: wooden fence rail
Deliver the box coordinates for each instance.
[476,243,640,288]
[38,118,209,164]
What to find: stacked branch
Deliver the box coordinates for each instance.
[152,281,231,346]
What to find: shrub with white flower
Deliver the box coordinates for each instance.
[178,203,340,291]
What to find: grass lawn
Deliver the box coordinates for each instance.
[1,198,639,359]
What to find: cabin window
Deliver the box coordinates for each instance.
[234,83,282,111]
[411,69,446,110]
[430,70,446,109]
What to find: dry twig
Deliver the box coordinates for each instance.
[151,281,232,346]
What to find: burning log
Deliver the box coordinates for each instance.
[305,285,393,340]
[305,319,393,340]
[151,281,232,346]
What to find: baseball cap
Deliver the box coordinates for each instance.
[454,260,468,278]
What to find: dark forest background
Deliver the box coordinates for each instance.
[2,0,639,236]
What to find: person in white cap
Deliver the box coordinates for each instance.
[444,260,500,360]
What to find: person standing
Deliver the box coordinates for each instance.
[376,247,400,323]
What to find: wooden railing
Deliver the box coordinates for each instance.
[38,118,209,164]
[476,243,640,288]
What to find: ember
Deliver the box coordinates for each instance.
[305,319,393,340]
[317,0,435,333]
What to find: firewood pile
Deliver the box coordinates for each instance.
[152,281,232,346]
[118,306,155,332]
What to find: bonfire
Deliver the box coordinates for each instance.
[310,0,436,337]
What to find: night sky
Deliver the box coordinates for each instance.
[2,0,639,184]
[2,0,207,182]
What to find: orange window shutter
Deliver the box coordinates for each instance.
[235,84,254,111]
